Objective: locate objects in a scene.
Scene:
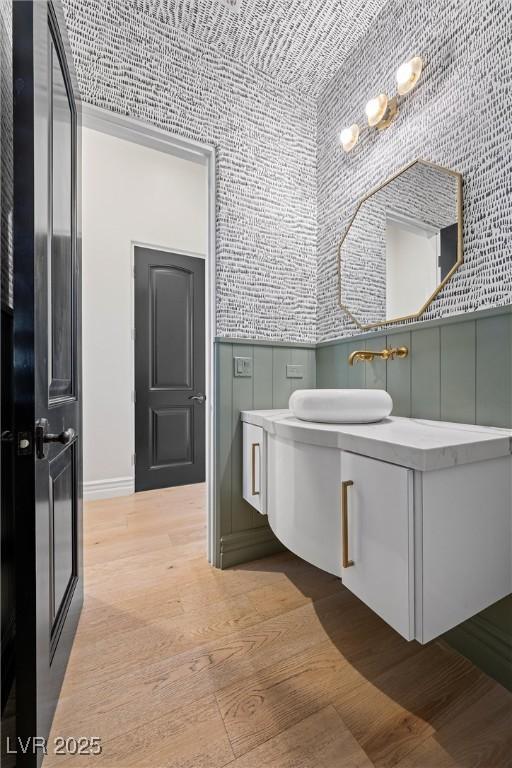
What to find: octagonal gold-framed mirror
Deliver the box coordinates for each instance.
[337,159,463,330]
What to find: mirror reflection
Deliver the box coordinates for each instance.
[338,160,462,329]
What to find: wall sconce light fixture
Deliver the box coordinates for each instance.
[339,123,360,152]
[396,55,423,95]
[340,55,424,152]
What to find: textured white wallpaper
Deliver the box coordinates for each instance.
[62,0,319,343]
[49,0,512,342]
[129,0,388,96]
[317,0,512,341]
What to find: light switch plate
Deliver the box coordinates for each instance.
[286,364,304,379]
[234,356,252,377]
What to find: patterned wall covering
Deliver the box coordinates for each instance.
[62,0,322,342]
[61,0,393,343]
[44,0,512,342]
[130,0,388,96]
[318,0,512,341]
[0,0,12,309]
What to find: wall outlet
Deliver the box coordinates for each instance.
[234,356,252,377]
[286,364,304,379]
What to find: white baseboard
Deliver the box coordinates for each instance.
[83,476,135,501]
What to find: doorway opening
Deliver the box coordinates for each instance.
[81,105,217,563]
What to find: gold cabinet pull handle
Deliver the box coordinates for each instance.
[341,480,354,568]
[251,443,260,496]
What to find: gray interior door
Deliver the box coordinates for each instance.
[134,247,205,491]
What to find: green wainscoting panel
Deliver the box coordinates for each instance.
[272,347,292,408]
[365,337,387,390]
[231,345,255,534]
[347,341,365,388]
[291,347,317,392]
[440,321,476,424]
[317,342,348,388]
[316,344,336,388]
[387,332,411,416]
[411,327,441,420]
[215,339,316,568]
[215,342,233,549]
[476,315,512,428]
[253,345,273,410]
[251,345,274,529]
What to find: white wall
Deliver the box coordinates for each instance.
[82,127,208,499]
[386,222,439,319]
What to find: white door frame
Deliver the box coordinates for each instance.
[82,104,218,565]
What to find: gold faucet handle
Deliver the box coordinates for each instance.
[348,345,409,365]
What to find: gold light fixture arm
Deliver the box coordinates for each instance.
[348,346,409,366]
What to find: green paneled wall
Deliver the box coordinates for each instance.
[215,339,316,568]
[316,307,512,428]
[316,305,512,691]
[215,306,512,690]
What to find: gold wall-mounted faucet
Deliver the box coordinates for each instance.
[348,346,409,366]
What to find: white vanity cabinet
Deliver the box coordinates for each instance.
[340,452,414,640]
[418,458,511,642]
[340,451,511,642]
[242,422,265,514]
[241,410,512,644]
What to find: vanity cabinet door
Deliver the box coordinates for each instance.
[419,457,511,643]
[243,423,265,513]
[341,452,414,640]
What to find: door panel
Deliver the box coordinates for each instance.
[13,3,82,763]
[49,444,77,639]
[151,266,193,389]
[151,406,193,467]
[135,248,205,491]
[50,38,74,400]
[340,451,414,640]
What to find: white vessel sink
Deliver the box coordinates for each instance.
[289,388,393,424]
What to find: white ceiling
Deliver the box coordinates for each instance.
[133,0,389,96]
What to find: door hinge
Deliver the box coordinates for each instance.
[131,328,136,341]
[132,390,136,403]
[132,453,136,466]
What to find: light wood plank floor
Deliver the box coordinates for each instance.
[44,485,512,768]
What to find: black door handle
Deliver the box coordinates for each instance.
[44,428,76,445]
[35,419,76,459]
[188,394,206,404]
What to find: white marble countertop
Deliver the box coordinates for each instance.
[240,410,512,471]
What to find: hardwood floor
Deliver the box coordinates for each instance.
[44,485,512,768]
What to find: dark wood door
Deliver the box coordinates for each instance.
[13,3,82,764]
[135,247,205,491]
